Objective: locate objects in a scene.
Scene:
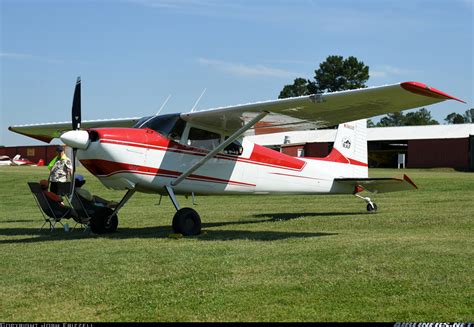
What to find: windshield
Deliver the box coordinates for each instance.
[133,113,186,142]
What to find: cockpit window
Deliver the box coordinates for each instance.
[132,116,152,128]
[134,113,186,142]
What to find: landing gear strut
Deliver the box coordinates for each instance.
[355,193,378,213]
[165,185,202,236]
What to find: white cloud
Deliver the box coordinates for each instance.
[0,52,64,64]
[197,58,299,78]
[128,0,246,14]
[371,65,417,78]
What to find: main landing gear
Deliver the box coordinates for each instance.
[354,193,378,213]
[165,185,202,236]
[89,189,136,234]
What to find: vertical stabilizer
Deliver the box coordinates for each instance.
[327,119,368,178]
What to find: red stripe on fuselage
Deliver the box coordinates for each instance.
[304,148,368,167]
[80,159,256,187]
[92,127,306,171]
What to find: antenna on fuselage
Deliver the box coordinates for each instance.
[190,88,206,112]
[156,94,172,116]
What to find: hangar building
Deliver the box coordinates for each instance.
[247,124,474,171]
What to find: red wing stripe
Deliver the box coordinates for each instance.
[401,82,466,103]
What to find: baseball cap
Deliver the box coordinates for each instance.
[75,174,85,182]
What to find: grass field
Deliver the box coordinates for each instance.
[0,166,472,322]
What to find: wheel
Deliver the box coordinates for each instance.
[172,207,201,236]
[90,213,118,234]
[367,203,378,213]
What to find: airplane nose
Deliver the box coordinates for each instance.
[60,130,90,149]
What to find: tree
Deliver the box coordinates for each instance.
[278,78,313,98]
[377,112,406,127]
[403,108,439,125]
[463,108,474,123]
[444,112,466,124]
[313,55,369,93]
[376,109,439,127]
[278,55,369,99]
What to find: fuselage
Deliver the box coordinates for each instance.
[78,127,366,196]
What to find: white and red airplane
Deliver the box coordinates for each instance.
[0,155,14,166]
[0,154,44,166]
[9,78,465,235]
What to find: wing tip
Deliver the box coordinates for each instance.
[400,81,466,104]
[403,174,418,189]
[8,126,54,143]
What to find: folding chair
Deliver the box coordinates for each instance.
[68,190,117,234]
[27,182,73,231]
[57,182,91,231]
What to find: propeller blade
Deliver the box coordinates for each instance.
[72,76,81,130]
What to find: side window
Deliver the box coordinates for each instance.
[187,127,221,150]
[224,139,243,156]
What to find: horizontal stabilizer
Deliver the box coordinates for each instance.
[334,174,418,193]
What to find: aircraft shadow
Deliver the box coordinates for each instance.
[253,211,366,221]
[0,220,337,244]
[3,219,38,223]
[0,211,369,244]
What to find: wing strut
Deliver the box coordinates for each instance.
[170,111,269,187]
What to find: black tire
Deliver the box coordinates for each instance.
[172,207,201,236]
[367,203,378,213]
[90,213,118,234]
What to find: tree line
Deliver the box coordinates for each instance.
[278,55,472,126]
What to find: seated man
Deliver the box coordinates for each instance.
[39,179,74,219]
[74,174,118,210]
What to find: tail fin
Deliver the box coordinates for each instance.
[327,119,368,178]
[37,159,45,166]
[12,154,21,161]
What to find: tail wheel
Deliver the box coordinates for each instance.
[172,207,201,236]
[367,203,378,213]
[90,213,118,234]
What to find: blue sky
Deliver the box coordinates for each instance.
[1,0,472,146]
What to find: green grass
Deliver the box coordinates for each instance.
[0,166,473,322]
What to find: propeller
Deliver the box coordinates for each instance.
[69,77,81,197]
[72,77,81,130]
[59,77,91,197]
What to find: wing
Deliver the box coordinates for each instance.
[9,117,141,143]
[334,174,418,193]
[181,81,464,135]
[8,81,464,143]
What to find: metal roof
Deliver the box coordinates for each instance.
[246,124,474,146]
